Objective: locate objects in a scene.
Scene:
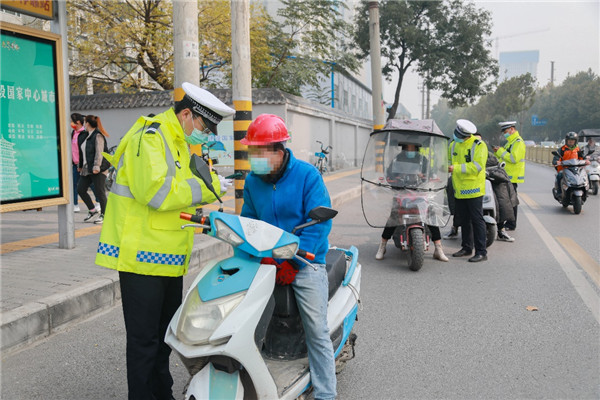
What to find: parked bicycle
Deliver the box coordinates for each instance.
[314,140,332,174]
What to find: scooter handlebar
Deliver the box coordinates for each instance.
[297,249,315,261]
[180,212,205,224]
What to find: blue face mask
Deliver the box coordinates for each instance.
[184,116,211,145]
[453,133,464,143]
[405,151,417,158]
[249,157,272,175]
[503,132,511,139]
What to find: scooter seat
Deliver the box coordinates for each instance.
[325,248,346,299]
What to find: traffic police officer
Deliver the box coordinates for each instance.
[493,121,525,230]
[96,82,234,400]
[449,119,488,262]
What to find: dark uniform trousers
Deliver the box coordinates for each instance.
[119,271,183,400]
[455,196,487,256]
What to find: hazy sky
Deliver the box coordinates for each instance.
[385,0,600,118]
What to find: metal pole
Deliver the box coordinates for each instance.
[52,0,75,249]
[231,0,252,214]
[368,1,385,130]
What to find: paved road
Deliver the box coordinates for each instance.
[1,162,598,399]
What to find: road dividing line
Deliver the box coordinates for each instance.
[522,206,600,324]
[556,237,600,288]
[323,169,360,182]
[518,192,540,209]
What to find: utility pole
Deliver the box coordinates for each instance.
[231,0,252,214]
[173,0,199,97]
[420,81,425,120]
[52,0,75,249]
[426,85,431,119]
[368,1,385,130]
[550,61,555,86]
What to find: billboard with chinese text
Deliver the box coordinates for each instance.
[0,23,68,212]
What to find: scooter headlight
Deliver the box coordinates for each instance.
[272,242,299,259]
[214,219,245,247]
[176,289,245,346]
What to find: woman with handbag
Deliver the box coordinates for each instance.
[78,115,110,224]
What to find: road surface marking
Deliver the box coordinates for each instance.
[1,226,102,255]
[323,169,360,182]
[522,205,599,324]
[518,192,539,209]
[556,237,600,288]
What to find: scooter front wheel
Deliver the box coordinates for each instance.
[485,223,497,248]
[407,229,424,271]
[573,196,582,214]
[590,180,599,195]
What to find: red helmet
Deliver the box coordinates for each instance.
[241,114,290,145]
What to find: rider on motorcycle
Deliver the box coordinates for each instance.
[553,132,589,193]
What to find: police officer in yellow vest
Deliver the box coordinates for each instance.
[448,119,488,263]
[96,82,234,400]
[492,121,525,230]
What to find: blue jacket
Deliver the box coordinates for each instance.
[241,149,332,265]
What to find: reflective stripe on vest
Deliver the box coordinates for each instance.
[136,250,186,266]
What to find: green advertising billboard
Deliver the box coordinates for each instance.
[1,23,66,210]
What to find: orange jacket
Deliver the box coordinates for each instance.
[556,144,583,172]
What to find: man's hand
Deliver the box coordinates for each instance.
[218,175,233,193]
[275,261,299,285]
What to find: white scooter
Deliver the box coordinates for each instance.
[165,157,361,399]
[585,152,599,195]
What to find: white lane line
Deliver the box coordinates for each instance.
[522,206,600,324]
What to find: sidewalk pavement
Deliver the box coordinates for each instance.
[0,168,362,354]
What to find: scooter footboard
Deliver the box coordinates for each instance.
[186,362,244,400]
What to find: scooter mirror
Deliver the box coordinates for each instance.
[291,207,338,235]
[551,150,559,157]
[308,206,338,222]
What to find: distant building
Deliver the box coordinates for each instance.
[499,50,539,81]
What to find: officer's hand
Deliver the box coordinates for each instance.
[275,261,299,285]
[218,175,233,193]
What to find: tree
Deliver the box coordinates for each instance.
[353,0,498,120]
[67,0,273,92]
[253,0,359,96]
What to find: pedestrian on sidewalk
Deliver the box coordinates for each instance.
[449,119,488,263]
[95,82,234,400]
[77,115,110,224]
[71,113,100,213]
[240,114,338,400]
[492,121,526,231]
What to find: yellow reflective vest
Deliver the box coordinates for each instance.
[494,131,525,183]
[449,136,488,199]
[96,108,222,277]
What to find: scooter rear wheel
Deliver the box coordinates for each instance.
[407,229,424,271]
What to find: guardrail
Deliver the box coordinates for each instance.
[525,145,559,165]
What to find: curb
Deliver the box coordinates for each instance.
[0,186,361,355]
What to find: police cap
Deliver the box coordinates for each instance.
[498,121,517,131]
[454,119,477,139]
[180,82,235,134]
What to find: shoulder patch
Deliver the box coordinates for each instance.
[474,139,482,145]
[144,122,161,134]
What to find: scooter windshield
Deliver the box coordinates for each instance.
[361,128,450,228]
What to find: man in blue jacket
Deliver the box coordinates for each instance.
[240,114,336,400]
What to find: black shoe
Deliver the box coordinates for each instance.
[452,249,472,257]
[468,254,488,262]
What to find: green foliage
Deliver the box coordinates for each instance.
[353,0,497,120]
[432,70,600,144]
[253,0,359,96]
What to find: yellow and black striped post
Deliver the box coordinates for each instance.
[233,100,252,214]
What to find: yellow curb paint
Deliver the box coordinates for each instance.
[323,169,360,183]
[556,236,600,288]
[518,193,539,209]
[0,225,102,255]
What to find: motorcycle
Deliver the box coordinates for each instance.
[585,152,599,195]
[361,119,451,271]
[552,152,589,214]
[165,156,361,400]
[481,178,498,248]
